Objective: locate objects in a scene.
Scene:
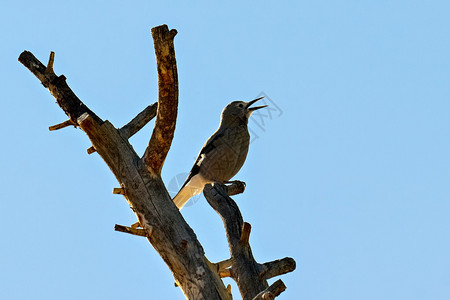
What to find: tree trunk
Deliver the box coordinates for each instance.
[18,24,295,300]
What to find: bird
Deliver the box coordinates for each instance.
[173,97,268,209]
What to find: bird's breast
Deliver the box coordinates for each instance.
[199,125,250,182]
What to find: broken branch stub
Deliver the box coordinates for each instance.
[252,280,286,300]
[119,102,158,139]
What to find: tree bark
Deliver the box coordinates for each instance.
[143,26,179,175]
[203,183,296,300]
[19,24,295,299]
[19,25,230,300]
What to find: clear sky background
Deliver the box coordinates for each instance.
[1,1,449,299]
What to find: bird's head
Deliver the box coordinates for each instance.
[220,97,268,126]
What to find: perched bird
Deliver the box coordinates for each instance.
[173,97,268,209]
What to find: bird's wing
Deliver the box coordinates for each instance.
[179,128,226,190]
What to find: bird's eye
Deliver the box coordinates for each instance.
[238,104,244,108]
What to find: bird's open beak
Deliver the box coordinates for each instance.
[246,96,268,111]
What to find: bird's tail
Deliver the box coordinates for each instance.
[172,174,208,209]
[173,185,195,209]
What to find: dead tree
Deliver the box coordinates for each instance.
[18,24,296,300]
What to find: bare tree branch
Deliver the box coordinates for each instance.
[48,119,77,131]
[142,25,179,174]
[119,102,158,139]
[19,24,295,299]
[204,183,268,300]
[259,258,296,280]
[77,112,230,299]
[225,180,246,196]
[18,51,102,124]
[19,47,230,300]
[114,224,151,237]
[204,183,296,299]
[252,280,286,300]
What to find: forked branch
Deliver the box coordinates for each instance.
[204,182,296,300]
[18,25,231,299]
[19,24,295,300]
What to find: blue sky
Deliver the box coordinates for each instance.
[1,1,449,299]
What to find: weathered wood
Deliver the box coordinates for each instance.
[49,119,76,131]
[240,222,251,244]
[87,146,96,154]
[142,25,179,174]
[19,24,296,300]
[252,280,286,300]
[77,113,230,300]
[219,269,232,278]
[119,102,158,139]
[45,51,55,74]
[204,183,269,300]
[217,257,235,271]
[112,187,126,195]
[18,28,231,298]
[130,221,141,228]
[225,180,246,196]
[259,258,296,280]
[114,224,150,237]
[18,51,102,124]
[207,257,235,278]
[204,183,296,299]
